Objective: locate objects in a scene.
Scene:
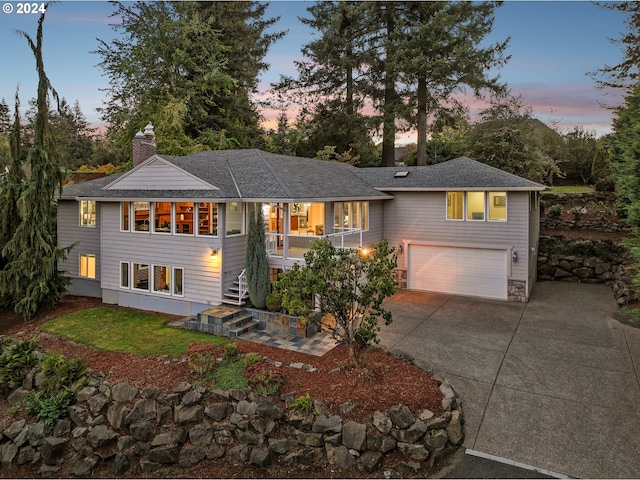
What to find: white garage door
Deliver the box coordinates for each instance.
[408,245,507,300]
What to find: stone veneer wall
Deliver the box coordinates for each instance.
[0,361,463,478]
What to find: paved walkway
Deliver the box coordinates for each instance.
[379,282,640,479]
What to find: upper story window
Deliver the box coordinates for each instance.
[289,203,325,235]
[175,202,194,235]
[153,202,171,234]
[334,201,369,232]
[198,202,218,236]
[225,202,244,236]
[121,202,130,231]
[133,202,150,232]
[79,200,96,227]
[446,191,507,222]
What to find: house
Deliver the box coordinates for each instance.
[57,126,545,316]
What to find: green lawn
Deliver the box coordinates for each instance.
[42,306,228,357]
[544,185,595,194]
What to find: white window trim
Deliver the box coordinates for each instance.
[133,202,151,233]
[195,202,219,237]
[119,261,130,289]
[175,202,195,236]
[132,263,150,291]
[488,192,508,222]
[445,191,507,222]
[79,253,96,279]
[79,200,96,228]
[225,202,245,237]
[152,202,172,235]
[172,267,184,297]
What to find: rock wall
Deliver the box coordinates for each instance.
[537,236,639,305]
[1,371,463,478]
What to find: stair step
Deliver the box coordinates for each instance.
[221,298,246,306]
[228,319,260,337]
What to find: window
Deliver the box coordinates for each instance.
[132,263,149,290]
[153,202,171,233]
[447,192,464,220]
[467,192,486,221]
[79,201,96,227]
[333,202,369,231]
[489,192,507,221]
[446,191,507,222]
[153,265,171,293]
[120,262,129,288]
[175,202,194,235]
[121,202,130,231]
[173,267,183,296]
[79,254,96,279]
[198,202,218,236]
[289,203,325,235]
[225,202,244,236]
[133,202,150,231]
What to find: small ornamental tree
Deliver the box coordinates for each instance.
[275,238,397,364]
[244,205,270,309]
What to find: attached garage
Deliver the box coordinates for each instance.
[408,245,508,300]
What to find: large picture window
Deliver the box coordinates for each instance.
[79,254,96,278]
[225,202,244,236]
[489,192,507,221]
[289,203,324,235]
[198,202,218,236]
[79,201,96,227]
[120,261,183,297]
[467,192,486,221]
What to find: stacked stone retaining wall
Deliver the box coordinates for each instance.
[1,365,463,478]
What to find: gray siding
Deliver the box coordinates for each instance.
[57,200,101,280]
[363,200,385,245]
[383,191,531,282]
[106,159,215,190]
[100,202,223,311]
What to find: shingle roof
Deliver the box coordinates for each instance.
[353,156,546,191]
[59,151,544,201]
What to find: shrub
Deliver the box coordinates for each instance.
[547,204,563,218]
[242,352,263,368]
[38,352,87,396]
[354,324,378,349]
[25,389,75,426]
[0,338,40,390]
[223,342,239,360]
[265,293,282,312]
[245,361,284,396]
[186,342,223,377]
[570,206,587,221]
[291,393,315,413]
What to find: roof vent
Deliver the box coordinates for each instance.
[394,171,409,178]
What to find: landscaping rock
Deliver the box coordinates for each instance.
[7,387,29,405]
[249,447,273,467]
[359,450,383,473]
[392,420,427,443]
[112,383,138,402]
[373,411,392,434]
[389,404,415,429]
[312,414,342,434]
[3,419,26,442]
[40,437,68,465]
[446,409,464,445]
[236,399,257,415]
[178,446,206,468]
[125,399,157,425]
[174,404,203,425]
[111,453,131,476]
[205,402,232,421]
[68,455,98,477]
[342,421,367,451]
[189,423,213,446]
[107,403,129,429]
[86,425,118,448]
[0,443,18,470]
[130,421,156,442]
[148,444,180,464]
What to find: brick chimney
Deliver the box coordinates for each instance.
[132,123,157,167]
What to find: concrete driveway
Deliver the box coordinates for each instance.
[379,282,640,479]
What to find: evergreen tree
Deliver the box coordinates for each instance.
[96,1,282,152]
[0,91,26,282]
[245,206,270,309]
[0,98,10,134]
[49,98,95,170]
[0,11,71,318]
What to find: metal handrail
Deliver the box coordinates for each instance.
[238,269,248,302]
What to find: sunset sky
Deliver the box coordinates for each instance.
[0,1,629,142]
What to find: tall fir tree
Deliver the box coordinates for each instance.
[244,205,270,309]
[0,91,26,283]
[0,10,71,318]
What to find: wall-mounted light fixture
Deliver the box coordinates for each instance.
[360,247,370,257]
[512,250,518,262]
[211,249,218,260]
[398,244,404,254]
